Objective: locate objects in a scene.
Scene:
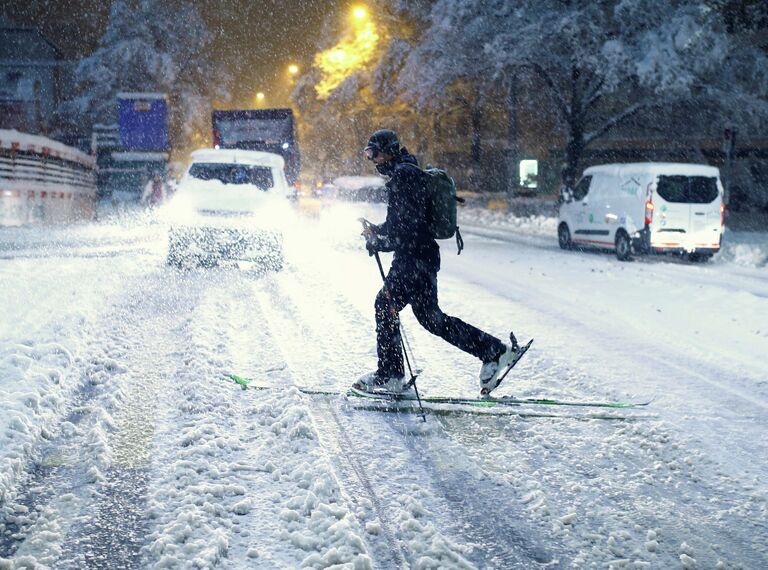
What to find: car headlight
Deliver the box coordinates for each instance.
[158,194,199,225]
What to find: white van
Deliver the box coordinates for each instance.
[165,148,290,269]
[558,163,725,262]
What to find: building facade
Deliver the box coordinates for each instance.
[0,17,69,136]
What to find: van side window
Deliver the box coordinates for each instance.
[572,176,592,201]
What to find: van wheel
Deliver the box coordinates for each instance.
[558,223,572,250]
[615,230,632,261]
[688,252,712,263]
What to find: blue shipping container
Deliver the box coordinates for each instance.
[117,94,169,151]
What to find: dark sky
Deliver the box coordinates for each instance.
[1,0,344,106]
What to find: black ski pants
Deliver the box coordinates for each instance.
[375,258,505,376]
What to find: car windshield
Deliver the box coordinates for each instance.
[656,175,718,204]
[188,163,274,190]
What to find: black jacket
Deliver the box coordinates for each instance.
[371,149,440,272]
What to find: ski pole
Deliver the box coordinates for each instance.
[362,219,426,422]
[367,234,417,364]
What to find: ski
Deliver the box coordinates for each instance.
[228,374,650,410]
[348,386,648,409]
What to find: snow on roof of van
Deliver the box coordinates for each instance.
[189,148,285,168]
[583,162,720,178]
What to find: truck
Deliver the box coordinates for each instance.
[93,92,169,200]
[212,108,300,186]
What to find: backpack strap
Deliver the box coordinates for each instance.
[455,196,465,255]
[455,226,464,255]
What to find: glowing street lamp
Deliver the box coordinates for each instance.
[255,92,265,105]
[352,6,367,21]
[288,64,299,75]
[314,3,379,99]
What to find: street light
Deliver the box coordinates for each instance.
[255,92,265,106]
[315,3,378,99]
[353,6,367,21]
[288,64,299,75]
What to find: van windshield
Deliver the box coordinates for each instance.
[188,163,274,190]
[572,176,592,201]
[657,175,718,204]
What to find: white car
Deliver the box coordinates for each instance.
[558,163,725,262]
[166,149,290,269]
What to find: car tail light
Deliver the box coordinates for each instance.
[720,202,725,226]
[213,130,221,148]
[644,199,654,226]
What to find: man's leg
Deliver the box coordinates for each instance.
[375,267,411,376]
[411,270,505,362]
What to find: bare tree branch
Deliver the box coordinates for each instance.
[524,62,570,120]
[583,102,649,147]
[584,77,605,111]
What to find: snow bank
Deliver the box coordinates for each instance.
[460,206,559,237]
[0,342,74,504]
[718,230,768,268]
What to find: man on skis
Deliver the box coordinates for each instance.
[357,129,521,395]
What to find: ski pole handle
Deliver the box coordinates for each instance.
[359,218,386,280]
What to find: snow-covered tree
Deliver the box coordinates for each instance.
[60,0,230,153]
[392,0,768,187]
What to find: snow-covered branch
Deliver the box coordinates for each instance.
[583,102,650,147]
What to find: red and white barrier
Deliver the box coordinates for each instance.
[0,129,97,226]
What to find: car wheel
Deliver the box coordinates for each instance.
[615,230,632,261]
[558,223,572,250]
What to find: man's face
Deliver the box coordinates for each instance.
[364,145,393,165]
[372,151,393,165]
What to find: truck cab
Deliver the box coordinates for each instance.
[212,109,300,186]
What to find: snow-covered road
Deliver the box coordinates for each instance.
[1,202,766,569]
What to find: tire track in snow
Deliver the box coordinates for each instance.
[316,400,409,569]
[398,417,559,568]
[57,270,204,569]
[438,251,768,483]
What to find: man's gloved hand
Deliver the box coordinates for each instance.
[365,234,393,256]
[359,218,375,239]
